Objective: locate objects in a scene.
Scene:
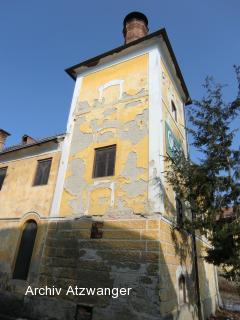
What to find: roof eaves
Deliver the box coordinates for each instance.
[65,28,191,105]
[65,28,164,80]
[0,133,65,155]
[0,129,11,136]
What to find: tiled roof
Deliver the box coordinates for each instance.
[0,133,65,155]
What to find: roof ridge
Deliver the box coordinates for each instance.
[0,133,65,155]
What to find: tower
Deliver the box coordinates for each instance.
[52,12,190,220]
[0,12,219,320]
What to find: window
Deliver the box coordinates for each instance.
[93,145,116,178]
[171,101,177,122]
[90,222,103,239]
[176,197,183,225]
[13,220,37,280]
[179,274,187,305]
[0,167,7,190]
[33,158,52,186]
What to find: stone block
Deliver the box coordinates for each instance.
[99,250,141,263]
[147,220,160,229]
[141,252,159,263]
[141,230,159,240]
[103,220,146,230]
[78,240,146,251]
[146,240,160,251]
[102,230,140,240]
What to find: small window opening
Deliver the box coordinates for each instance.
[90,222,103,239]
[171,101,177,122]
[179,274,187,305]
[33,158,52,186]
[93,145,116,178]
[13,220,37,280]
[0,167,7,190]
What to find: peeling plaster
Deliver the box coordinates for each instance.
[90,119,119,133]
[116,198,133,215]
[121,152,145,181]
[92,98,104,109]
[124,100,142,108]
[121,88,148,101]
[120,109,148,145]
[122,179,146,197]
[90,119,99,132]
[65,158,87,213]
[61,54,149,217]
[75,100,90,115]
[103,107,117,117]
[65,158,86,195]
[96,131,114,143]
[71,117,93,153]
[72,132,93,153]
[101,120,120,130]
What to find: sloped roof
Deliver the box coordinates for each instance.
[0,133,65,155]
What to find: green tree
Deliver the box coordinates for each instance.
[166,66,240,281]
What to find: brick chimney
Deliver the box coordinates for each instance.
[123,12,149,44]
[0,129,10,151]
[22,134,37,145]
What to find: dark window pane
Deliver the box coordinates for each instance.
[33,159,52,186]
[13,220,37,280]
[90,222,103,239]
[0,167,7,190]
[93,145,116,178]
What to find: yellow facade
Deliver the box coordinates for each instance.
[0,140,62,298]
[60,54,149,217]
[0,151,61,218]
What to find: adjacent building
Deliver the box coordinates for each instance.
[0,132,64,312]
[0,12,220,320]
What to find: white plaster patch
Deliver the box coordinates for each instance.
[98,80,124,102]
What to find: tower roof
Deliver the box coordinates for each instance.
[65,28,191,105]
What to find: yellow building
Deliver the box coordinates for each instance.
[0,12,219,320]
[0,132,64,315]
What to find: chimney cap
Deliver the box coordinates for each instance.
[22,134,37,145]
[123,11,148,28]
[0,129,11,136]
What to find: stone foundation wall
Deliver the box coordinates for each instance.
[37,218,162,320]
[0,218,219,320]
[31,218,198,320]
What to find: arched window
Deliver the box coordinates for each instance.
[179,274,187,305]
[171,101,177,122]
[176,197,183,226]
[13,220,37,280]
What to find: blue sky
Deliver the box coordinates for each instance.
[1,1,239,154]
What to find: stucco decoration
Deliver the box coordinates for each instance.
[98,79,124,102]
